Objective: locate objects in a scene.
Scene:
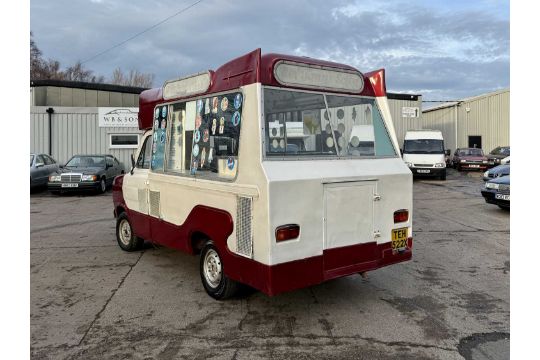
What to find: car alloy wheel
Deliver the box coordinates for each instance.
[100,178,106,193]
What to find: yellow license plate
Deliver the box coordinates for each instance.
[391,227,408,250]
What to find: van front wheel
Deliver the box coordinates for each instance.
[116,213,143,251]
[200,240,240,300]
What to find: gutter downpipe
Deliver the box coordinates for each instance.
[454,103,458,151]
[46,107,54,156]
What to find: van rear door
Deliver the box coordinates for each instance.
[323,181,377,272]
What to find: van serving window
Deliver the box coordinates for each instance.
[156,91,243,180]
[263,88,395,158]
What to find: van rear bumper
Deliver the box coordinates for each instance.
[227,239,413,296]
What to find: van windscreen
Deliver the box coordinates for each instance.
[263,88,395,158]
[403,139,444,154]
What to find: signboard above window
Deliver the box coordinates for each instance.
[99,107,139,127]
[163,72,211,100]
[273,60,364,93]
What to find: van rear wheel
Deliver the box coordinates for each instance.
[200,240,240,300]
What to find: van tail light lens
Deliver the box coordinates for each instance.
[394,209,409,223]
[275,224,300,242]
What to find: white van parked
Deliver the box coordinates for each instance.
[112,49,413,299]
[402,130,448,180]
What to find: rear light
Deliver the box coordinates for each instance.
[275,224,300,242]
[394,209,409,223]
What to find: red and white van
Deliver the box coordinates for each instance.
[112,49,413,299]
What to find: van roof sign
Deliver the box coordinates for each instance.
[162,71,212,100]
[273,60,364,93]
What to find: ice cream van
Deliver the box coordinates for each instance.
[112,49,413,299]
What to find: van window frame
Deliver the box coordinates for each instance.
[260,86,398,161]
[149,88,244,183]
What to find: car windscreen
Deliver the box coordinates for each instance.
[490,147,510,156]
[458,149,484,156]
[263,88,396,158]
[30,155,34,166]
[65,156,106,168]
[403,139,444,154]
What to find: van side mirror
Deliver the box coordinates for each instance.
[445,149,451,156]
[130,154,135,175]
[59,163,64,169]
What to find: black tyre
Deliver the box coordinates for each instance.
[97,177,107,194]
[200,240,240,300]
[116,213,143,251]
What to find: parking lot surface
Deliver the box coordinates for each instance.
[30,169,509,360]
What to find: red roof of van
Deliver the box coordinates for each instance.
[138,48,386,129]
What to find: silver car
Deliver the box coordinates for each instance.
[30,153,60,188]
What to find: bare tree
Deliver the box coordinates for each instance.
[110,67,154,87]
[64,61,105,83]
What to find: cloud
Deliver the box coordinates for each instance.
[30,0,509,100]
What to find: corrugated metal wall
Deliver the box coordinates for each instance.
[422,90,509,154]
[30,106,141,168]
[387,96,424,149]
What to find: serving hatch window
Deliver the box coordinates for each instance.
[263,88,395,158]
[158,91,243,181]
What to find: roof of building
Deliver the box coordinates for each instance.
[30,79,147,94]
[423,88,509,113]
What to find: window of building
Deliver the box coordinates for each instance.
[109,134,140,149]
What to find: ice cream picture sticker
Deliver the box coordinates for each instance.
[193,144,200,157]
[234,93,242,109]
[211,118,217,135]
[200,147,206,168]
[195,115,202,129]
[227,157,235,170]
[212,97,218,113]
[219,117,225,134]
[161,106,167,118]
[203,129,209,142]
[232,111,241,126]
[154,108,159,119]
[221,97,229,112]
[194,130,201,143]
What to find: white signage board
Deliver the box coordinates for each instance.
[402,107,419,118]
[98,107,139,127]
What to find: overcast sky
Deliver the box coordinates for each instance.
[30,0,509,101]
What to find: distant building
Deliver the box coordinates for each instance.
[30,80,146,167]
[421,89,510,154]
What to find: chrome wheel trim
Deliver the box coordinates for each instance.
[203,249,222,289]
[119,219,132,246]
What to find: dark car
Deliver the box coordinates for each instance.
[481,175,510,209]
[48,155,125,194]
[483,164,510,181]
[30,153,60,188]
[486,146,510,167]
[452,148,488,171]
